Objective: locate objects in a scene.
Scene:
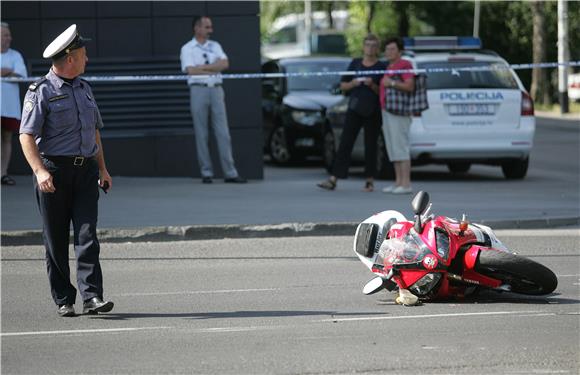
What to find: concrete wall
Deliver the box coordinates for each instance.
[2,1,263,179]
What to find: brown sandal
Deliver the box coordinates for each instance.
[317,179,336,191]
[1,175,15,186]
[363,181,374,192]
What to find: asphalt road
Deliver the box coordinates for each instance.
[2,229,579,374]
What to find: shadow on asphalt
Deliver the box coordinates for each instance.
[88,310,387,321]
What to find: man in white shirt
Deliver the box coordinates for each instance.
[1,22,27,185]
[180,16,246,184]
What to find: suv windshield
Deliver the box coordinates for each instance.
[418,61,519,90]
[285,61,348,91]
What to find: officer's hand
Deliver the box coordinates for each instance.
[36,169,55,193]
[99,169,112,193]
[362,78,373,86]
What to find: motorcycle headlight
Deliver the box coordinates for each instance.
[409,272,442,296]
[291,110,323,126]
[435,230,450,261]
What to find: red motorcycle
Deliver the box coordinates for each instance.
[354,191,557,305]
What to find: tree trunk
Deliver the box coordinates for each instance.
[393,2,410,37]
[531,1,551,105]
[326,2,334,29]
[366,1,376,34]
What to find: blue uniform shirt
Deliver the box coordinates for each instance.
[20,69,104,157]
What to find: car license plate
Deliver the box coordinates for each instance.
[448,103,496,116]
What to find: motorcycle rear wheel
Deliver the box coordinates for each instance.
[475,250,557,295]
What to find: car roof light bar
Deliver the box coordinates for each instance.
[404,36,482,50]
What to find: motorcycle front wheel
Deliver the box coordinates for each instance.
[475,250,558,295]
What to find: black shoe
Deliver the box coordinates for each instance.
[83,297,114,314]
[57,304,75,317]
[224,176,247,183]
[202,177,213,184]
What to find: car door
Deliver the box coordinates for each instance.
[261,61,284,150]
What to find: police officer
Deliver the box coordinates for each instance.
[19,24,114,317]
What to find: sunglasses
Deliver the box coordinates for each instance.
[203,53,209,64]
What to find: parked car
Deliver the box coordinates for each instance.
[326,37,535,180]
[569,72,580,102]
[262,56,350,163]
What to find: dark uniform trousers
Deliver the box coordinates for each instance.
[34,156,102,305]
[332,108,381,179]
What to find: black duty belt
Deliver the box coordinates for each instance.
[190,83,222,87]
[42,155,95,166]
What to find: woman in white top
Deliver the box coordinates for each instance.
[1,22,27,185]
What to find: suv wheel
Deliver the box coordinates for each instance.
[448,162,471,174]
[376,133,395,180]
[322,129,336,173]
[501,158,529,179]
[269,126,292,164]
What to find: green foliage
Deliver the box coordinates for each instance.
[260,0,579,95]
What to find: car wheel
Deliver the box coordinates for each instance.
[269,126,292,164]
[448,162,471,174]
[501,158,529,180]
[322,129,336,173]
[376,133,395,180]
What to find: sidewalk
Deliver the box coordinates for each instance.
[2,115,579,246]
[2,161,579,246]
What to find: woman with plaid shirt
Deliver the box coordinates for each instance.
[379,37,415,194]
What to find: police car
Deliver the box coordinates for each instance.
[325,36,535,179]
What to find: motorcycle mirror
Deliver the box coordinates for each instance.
[411,191,430,216]
[363,277,386,295]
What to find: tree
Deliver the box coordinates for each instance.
[531,1,551,105]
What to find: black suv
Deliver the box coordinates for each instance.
[261,57,350,163]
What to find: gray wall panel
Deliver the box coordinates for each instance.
[207,1,259,16]
[40,1,97,19]
[1,1,41,19]
[223,80,262,129]
[211,16,261,71]
[4,20,41,61]
[97,18,153,57]
[2,1,262,179]
[152,2,206,17]
[153,17,194,57]
[97,2,152,18]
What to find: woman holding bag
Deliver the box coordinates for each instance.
[380,37,415,194]
[317,34,386,192]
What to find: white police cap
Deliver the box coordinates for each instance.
[42,24,90,59]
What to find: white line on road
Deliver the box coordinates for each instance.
[316,310,547,323]
[111,288,280,297]
[1,326,170,337]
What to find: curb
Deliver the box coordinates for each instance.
[1,217,579,247]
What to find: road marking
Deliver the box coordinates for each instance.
[1,326,170,337]
[111,288,280,297]
[316,310,546,323]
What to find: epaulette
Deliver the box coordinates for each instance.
[28,77,47,92]
[80,78,92,87]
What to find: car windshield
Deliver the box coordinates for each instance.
[285,61,348,91]
[377,235,432,267]
[418,61,519,90]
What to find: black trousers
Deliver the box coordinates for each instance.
[34,157,102,306]
[332,108,381,179]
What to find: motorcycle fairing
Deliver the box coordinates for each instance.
[353,210,407,271]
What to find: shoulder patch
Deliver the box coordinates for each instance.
[28,77,47,92]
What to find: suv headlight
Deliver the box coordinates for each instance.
[291,110,323,126]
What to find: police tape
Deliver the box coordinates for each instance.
[2,60,579,83]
